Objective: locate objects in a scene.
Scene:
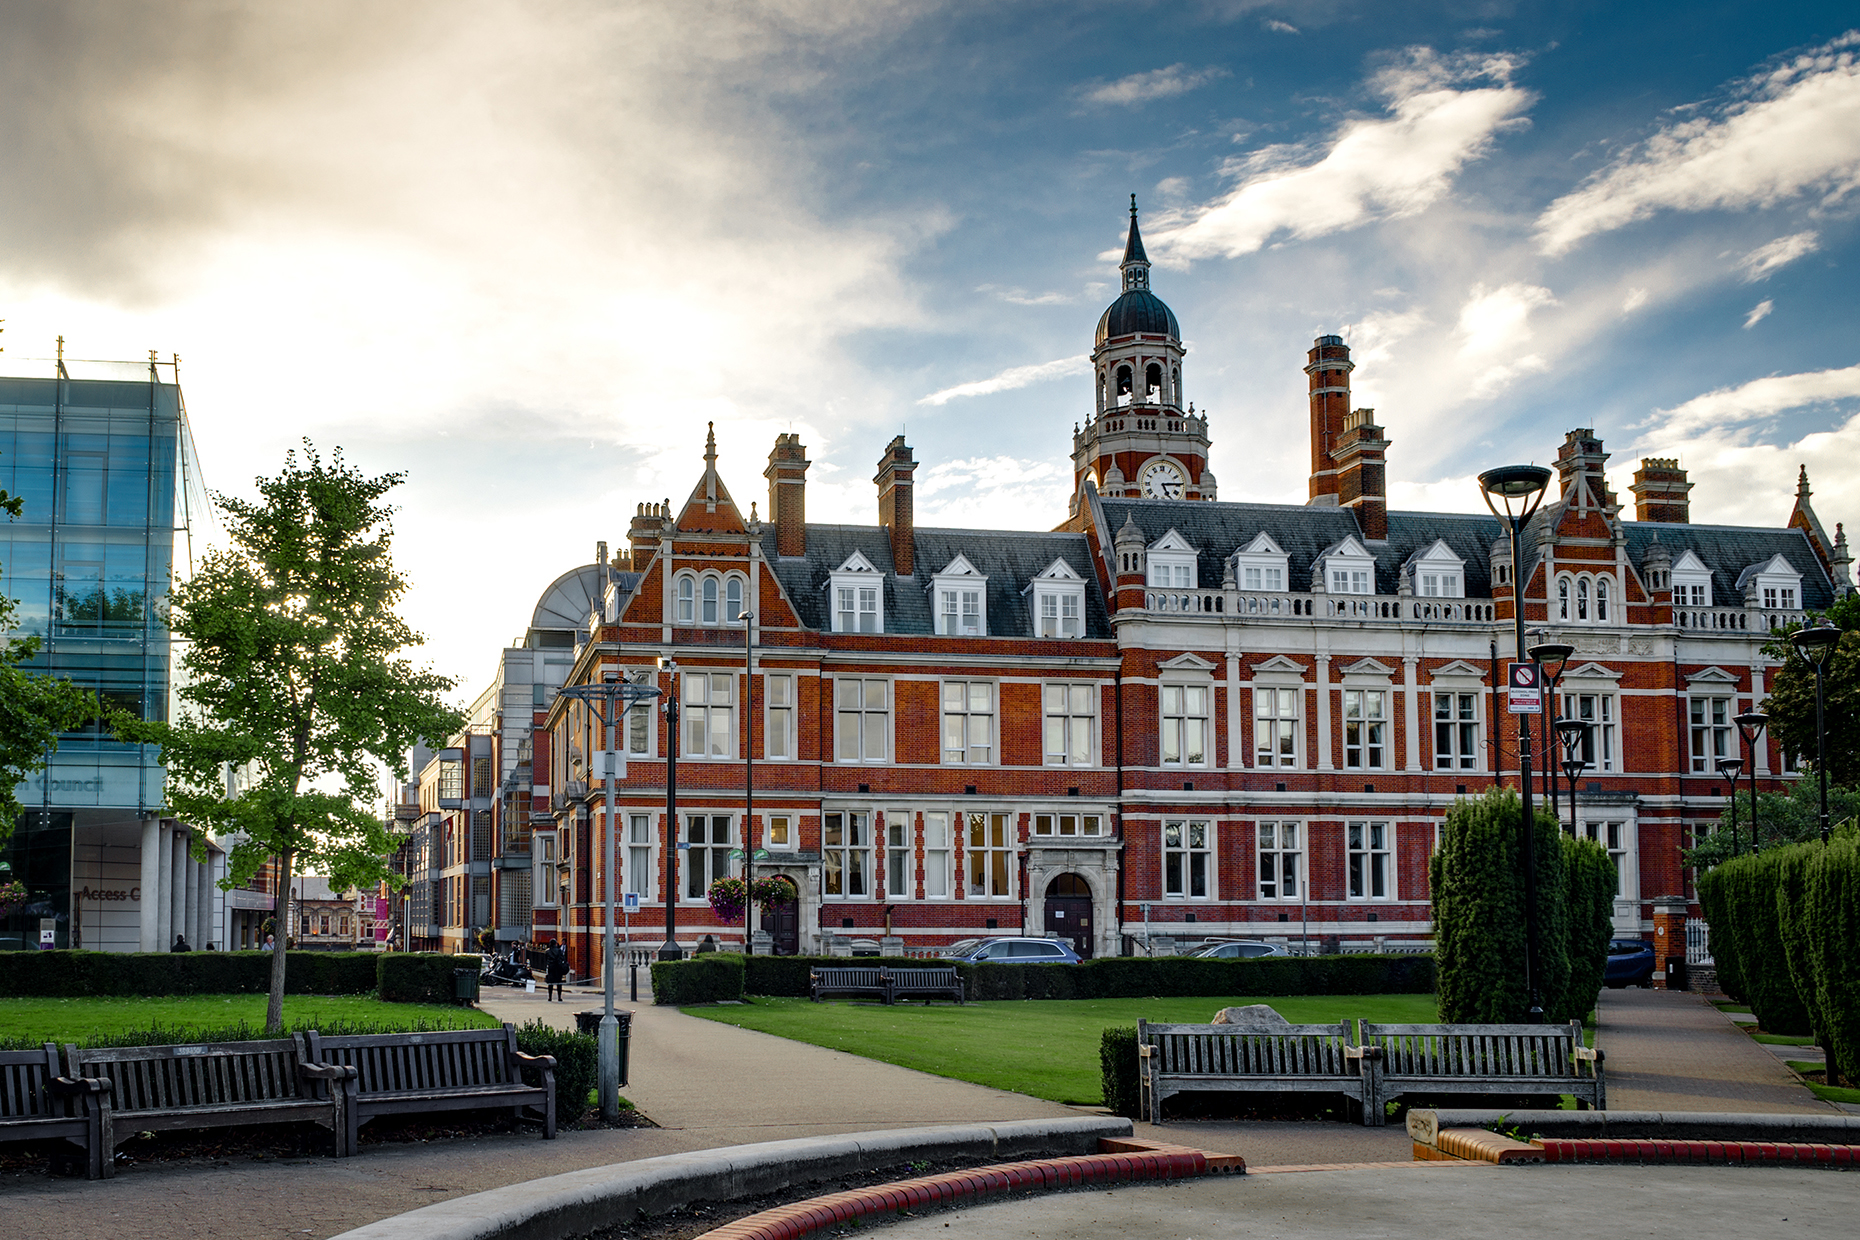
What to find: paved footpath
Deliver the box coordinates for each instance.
[1595,986,1833,1113]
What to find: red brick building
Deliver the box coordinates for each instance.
[540,204,1853,976]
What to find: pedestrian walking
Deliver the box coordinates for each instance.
[171,933,191,953]
[544,939,568,1002]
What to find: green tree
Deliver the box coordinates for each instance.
[1683,778,1860,870]
[0,483,101,852]
[1560,836,1616,1024]
[120,443,462,1032]
[1762,593,1860,786]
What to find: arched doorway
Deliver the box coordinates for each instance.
[1044,874,1094,959]
[763,875,801,956]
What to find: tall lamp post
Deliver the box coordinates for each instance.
[554,670,661,1121]
[737,609,756,956]
[1555,717,1591,836]
[1715,758,1743,856]
[657,657,686,961]
[1732,711,1769,855]
[1530,641,1576,818]
[1479,463,1553,1025]
[1789,623,1841,844]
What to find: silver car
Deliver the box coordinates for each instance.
[939,936,1082,964]
[1190,940,1288,960]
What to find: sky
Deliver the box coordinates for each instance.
[2,1,1857,710]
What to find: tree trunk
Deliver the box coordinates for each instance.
[267,845,293,1034]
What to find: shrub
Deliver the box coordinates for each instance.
[1432,788,1567,1023]
[0,950,378,998]
[1559,835,1615,1024]
[650,953,744,1004]
[1100,1026,1140,1119]
[1698,851,1814,1035]
[514,1019,598,1123]
[1695,864,1744,1003]
[378,953,482,1005]
[0,1012,491,1054]
[1801,835,1860,1085]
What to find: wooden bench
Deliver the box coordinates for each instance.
[304,1024,556,1156]
[809,965,891,1003]
[1357,1020,1604,1116]
[1,1044,108,1179]
[64,1036,352,1164]
[1136,1020,1376,1125]
[886,967,965,1005]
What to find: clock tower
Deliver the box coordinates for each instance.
[1070,196,1213,516]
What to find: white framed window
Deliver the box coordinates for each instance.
[1257,821,1300,900]
[835,678,889,763]
[765,813,794,851]
[829,552,885,634]
[1254,686,1298,768]
[765,673,794,760]
[683,671,735,758]
[1233,533,1289,594]
[626,814,653,897]
[1243,565,1283,590]
[922,811,952,898]
[1343,689,1386,769]
[823,811,871,897]
[1043,683,1095,766]
[1596,576,1611,622]
[932,554,988,636]
[1330,568,1372,594]
[1150,561,1193,589]
[1433,692,1479,770]
[1034,813,1103,837]
[1420,572,1460,597]
[1562,692,1617,772]
[625,669,654,756]
[965,812,1013,898]
[1163,819,1211,899]
[701,575,719,624]
[1689,696,1732,773]
[1740,554,1804,616]
[1580,821,1629,897]
[886,810,913,899]
[1031,559,1088,638]
[725,575,744,624]
[684,814,734,900]
[1347,821,1390,899]
[942,681,994,764]
[1672,550,1712,608]
[1406,539,1466,599]
[534,832,557,906]
[1160,683,1210,766]
[1682,582,1707,607]
[676,574,695,624]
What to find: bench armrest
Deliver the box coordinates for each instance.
[1572,1045,1603,1062]
[1136,1043,1154,1060]
[49,1074,111,1099]
[513,1051,558,1072]
[298,1061,358,1083]
[1343,1045,1383,1062]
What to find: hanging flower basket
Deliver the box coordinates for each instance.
[708,877,747,924]
[751,876,796,914]
[0,881,28,920]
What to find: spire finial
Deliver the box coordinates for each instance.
[1798,463,1811,497]
[1120,196,1151,287]
[1130,193,1138,218]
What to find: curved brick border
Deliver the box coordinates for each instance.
[1538,1138,1858,1167]
[696,1145,1222,1240]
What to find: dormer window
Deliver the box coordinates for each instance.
[1405,539,1466,599]
[1146,529,1198,590]
[828,551,884,634]
[1232,532,1289,594]
[1316,536,1377,595]
[931,554,987,637]
[1671,550,1712,609]
[1737,553,1804,615]
[1029,558,1087,639]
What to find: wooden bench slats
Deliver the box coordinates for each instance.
[0,1044,106,1180]
[1358,1020,1604,1116]
[1138,1020,1372,1127]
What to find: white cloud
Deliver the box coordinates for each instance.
[1646,362,1860,438]
[1535,33,1860,254]
[1341,307,1427,369]
[914,455,1072,528]
[1622,287,1650,313]
[1453,282,1557,398]
[1080,64,1229,106]
[1151,49,1532,259]
[1744,299,1774,328]
[1739,230,1820,280]
[917,354,1091,405]
[1621,407,1860,534]
[1264,20,1300,35]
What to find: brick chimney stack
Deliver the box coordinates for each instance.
[1305,334,1354,504]
[875,435,916,576]
[1555,429,1617,512]
[765,434,809,557]
[1629,458,1693,523]
[627,502,662,566]
[1333,407,1391,541]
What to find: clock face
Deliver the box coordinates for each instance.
[1142,461,1185,499]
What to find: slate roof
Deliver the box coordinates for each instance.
[1624,522,1834,609]
[760,525,1113,639]
[1095,290,1180,345]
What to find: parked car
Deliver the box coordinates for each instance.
[1189,940,1289,960]
[1604,937,1656,988]
[938,936,1082,964]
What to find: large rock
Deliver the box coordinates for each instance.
[1210,1004,1290,1028]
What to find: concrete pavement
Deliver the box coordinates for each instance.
[1594,986,1834,1113]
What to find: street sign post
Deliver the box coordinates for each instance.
[1507,661,1542,714]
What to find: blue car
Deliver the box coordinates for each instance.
[1604,937,1656,988]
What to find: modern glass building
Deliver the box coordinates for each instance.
[0,352,214,952]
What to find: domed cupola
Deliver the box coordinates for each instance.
[1095,202,1181,346]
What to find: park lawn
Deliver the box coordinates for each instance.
[1750,1031,1819,1046]
[685,994,1437,1105]
[0,994,499,1044]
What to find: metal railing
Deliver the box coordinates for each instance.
[1686,917,1714,966]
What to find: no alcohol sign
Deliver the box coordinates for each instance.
[1507,662,1542,714]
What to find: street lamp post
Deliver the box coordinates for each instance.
[1479,463,1554,1025]
[1790,623,1841,844]
[738,609,756,956]
[1732,711,1769,855]
[658,657,685,961]
[1530,641,1576,818]
[554,671,661,1121]
[1555,716,1591,837]
[1715,758,1744,857]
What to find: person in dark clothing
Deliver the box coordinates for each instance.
[544,940,568,1002]
[171,934,191,953]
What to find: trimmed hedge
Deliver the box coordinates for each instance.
[0,950,378,998]
[658,952,1434,1004]
[1698,849,1814,1036]
[512,1019,599,1123]
[378,953,482,1005]
[1101,1025,1140,1119]
[1799,836,1860,1086]
[1562,835,1617,1024]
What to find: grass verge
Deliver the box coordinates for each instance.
[0,994,498,1044]
[1749,1031,1819,1046]
[684,993,1437,1104]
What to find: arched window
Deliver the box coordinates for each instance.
[676,575,695,624]
[1596,576,1610,622]
[1173,367,1181,403]
[1145,363,1163,400]
[725,576,744,624]
[1115,365,1133,396]
[1557,576,1570,620]
[701,576,719,625]
[1576,576,1590,621]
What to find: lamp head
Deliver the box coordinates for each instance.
[657,654,678,674]
[1790,622,1841,667]
[1529,641,1576,675]
[1561,756,1586,781]
[1554,717,1590,748]
[1716,757,1744,780]
[736,610,752,624]
[1478,464,1553,522]
[1732,710,1768,742]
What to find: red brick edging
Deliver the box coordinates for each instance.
[1537,1138,1859,1167]
[694,1142,1231,1240]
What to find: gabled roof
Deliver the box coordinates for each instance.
[1624,522,1833,610]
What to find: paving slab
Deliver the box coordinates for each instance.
[1596,986,1832,1113]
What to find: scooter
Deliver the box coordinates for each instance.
[481,953,535,987]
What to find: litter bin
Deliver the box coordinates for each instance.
[574,1010,633,1086]
[1664,957,1688,991]
[454,968,480,1002]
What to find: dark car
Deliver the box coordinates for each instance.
[1189,940,1289,960]
[1604,937,1656,988]
[938,936,1081,964]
